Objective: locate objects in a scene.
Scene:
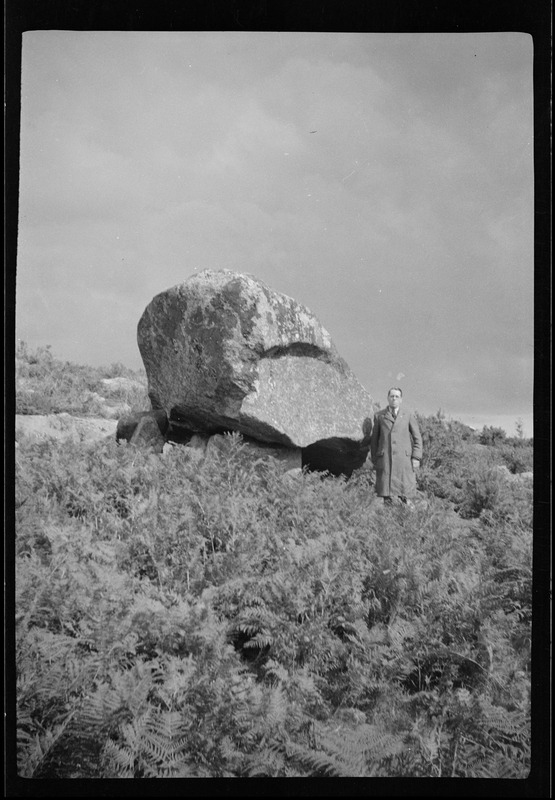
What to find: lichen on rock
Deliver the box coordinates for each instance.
[137,270,375,475]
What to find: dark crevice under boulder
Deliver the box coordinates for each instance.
[302,436,371,478]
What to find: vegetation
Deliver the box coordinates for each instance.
[15,340,149,417]
[13,345,534,779]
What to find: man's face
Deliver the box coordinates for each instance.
[388,390,402,410]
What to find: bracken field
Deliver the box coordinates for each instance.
[12,343,535,780]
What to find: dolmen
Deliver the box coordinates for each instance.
[118,270,375,476]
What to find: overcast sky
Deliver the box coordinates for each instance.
[16,31,534,435]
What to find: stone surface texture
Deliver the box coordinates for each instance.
[116,409,168,444]
[138,270,374,467]
[129,415,166,453]
[15,414,117,443]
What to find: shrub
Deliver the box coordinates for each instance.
[416,415,485,506]
[496,442,533,475]
[12,354,534,780]
[479,426,507,446]
[15,341,149,417]
[14,426,532,779]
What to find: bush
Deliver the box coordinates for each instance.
[14,423,532,779]
[12,352,534,779]
[496,442,533,475]
[479,426,507,446]
[416,415,483,506]
[16,341,149,417]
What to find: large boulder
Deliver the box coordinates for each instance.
[137,270,374,475]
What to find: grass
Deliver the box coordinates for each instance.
[15,341,149,418]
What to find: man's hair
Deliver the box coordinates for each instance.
[387,387,403,397]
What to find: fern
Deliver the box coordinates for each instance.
[284,739,347,777]
[17,715,75,778]
[13,384,534,781]
[246,745,286,777]
[135,711,192,778]
[322,722,406,776]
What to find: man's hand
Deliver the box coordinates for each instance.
[411,458,420,470]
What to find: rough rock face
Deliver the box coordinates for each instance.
[137,270,374,475]
[116,409,168,444]
[129,415,166,453]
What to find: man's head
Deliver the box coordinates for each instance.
[387,387,403,411]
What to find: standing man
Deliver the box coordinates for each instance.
[370,388,423,504]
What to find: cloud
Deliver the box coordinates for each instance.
[16,31,534,425]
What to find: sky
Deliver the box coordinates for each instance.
[16,31,534,436]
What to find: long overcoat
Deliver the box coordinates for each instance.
[369,408,423,497]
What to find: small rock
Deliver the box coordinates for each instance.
[129,415,165,453]
[514,471,533,482]
[283,467,303,482]
[116,409,168,443]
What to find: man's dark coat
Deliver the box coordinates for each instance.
[370,407,423,498]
